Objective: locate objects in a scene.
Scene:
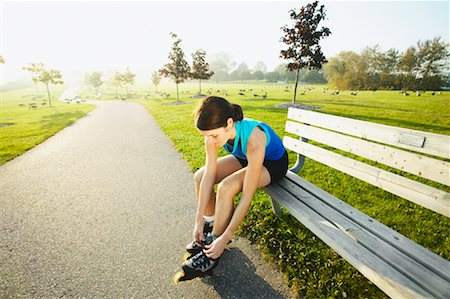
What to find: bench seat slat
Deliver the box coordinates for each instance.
[282,171,450,282]
[284,136,450,217]
[285,121,450,186]
[275,173,450,297]
[287,108,450,159]
[264,183,436,299]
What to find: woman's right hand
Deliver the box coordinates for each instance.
[193,222,204,242]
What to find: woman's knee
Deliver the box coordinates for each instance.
[194,167,205,187]
[217,177,240,200]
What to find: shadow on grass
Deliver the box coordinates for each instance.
[201,247,286,299]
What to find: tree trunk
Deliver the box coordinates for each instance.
[199,79,202,94]
[176,83,179,102]
[46,83,52,107]
[292,69,300,104]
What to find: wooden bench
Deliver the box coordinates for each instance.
[264,108,450,298]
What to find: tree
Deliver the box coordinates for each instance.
[151,70,162,92]
[0,55,4,64]
[109,71,125,97]
[253,70,265,81]
[234,63,251,81]
[377,48,400,89]
[360,46,381,90]
[22,63,63,107]
[274,64,296,82]
[323,56,346,88]
[398,47,421,91]
[191,49,214,95]
[280,1,331,103]
[265,71,281,82]
[254,61,267,73]
[122,67,136,97]
[302,70,327,83]
[415,37,448,90]
[209,52,235,82]
[159,32,191,101]
[85,71,103,93]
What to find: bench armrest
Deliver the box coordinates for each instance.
[288,137,308,173]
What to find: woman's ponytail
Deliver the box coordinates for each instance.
[231,104,243,121]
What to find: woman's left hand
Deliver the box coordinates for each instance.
[204,236,227,259]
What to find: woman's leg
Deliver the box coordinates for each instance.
[193,155,243,216]
[212,166,271,237]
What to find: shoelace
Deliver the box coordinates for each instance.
[192,252,211,269]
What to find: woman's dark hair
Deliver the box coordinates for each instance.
[194,96,243,130]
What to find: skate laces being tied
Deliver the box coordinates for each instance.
[191,233,217,271]
[192,251,213,271]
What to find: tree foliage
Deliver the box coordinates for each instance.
[151,70,162,92]
[122,67,136,96]
[324,37,449,91]
[109,71,125,97]
[108,68,136,98]
[280,1,331,103]
[22,62,64,107]
[191,49,214,94]
[84,72,103,91]
[209,52,235,82]
[159,32,190,101]
[254,61,268,73]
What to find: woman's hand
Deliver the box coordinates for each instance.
[193,222,205,242]
[204,236,227,259]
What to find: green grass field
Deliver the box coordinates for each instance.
[2,81,449,298]
[133,81,449,298]
[0,86,95,165]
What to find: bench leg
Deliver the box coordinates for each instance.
[270,196,282,216]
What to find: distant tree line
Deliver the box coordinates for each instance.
[323,37,449,91]
[207,37,449,92]
[208,55,327,84]
[84,68,136,99]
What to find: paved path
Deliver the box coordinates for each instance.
[0,101,292,298]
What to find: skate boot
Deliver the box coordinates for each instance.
[184,221,214,259]
[174,233,220,283]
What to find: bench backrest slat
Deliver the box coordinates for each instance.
[288,108,450,159]
[286,121,450,186]
[283,138,450,217]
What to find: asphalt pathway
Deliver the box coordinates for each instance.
[0,100,292,298]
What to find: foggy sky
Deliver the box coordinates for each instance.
[1,0,448,85]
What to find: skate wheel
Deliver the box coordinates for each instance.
[182,252,192,262]
[173,271,186,284]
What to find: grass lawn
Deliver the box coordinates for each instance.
[0,86,95,165]
[132,81,449,298]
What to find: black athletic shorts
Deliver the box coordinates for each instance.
[235,150,288,184]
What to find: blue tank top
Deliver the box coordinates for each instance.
[223,119,285,160]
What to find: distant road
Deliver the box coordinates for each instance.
[0,100,291,298]
[59,87,80,101]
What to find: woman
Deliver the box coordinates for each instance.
[183,96,288,274]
